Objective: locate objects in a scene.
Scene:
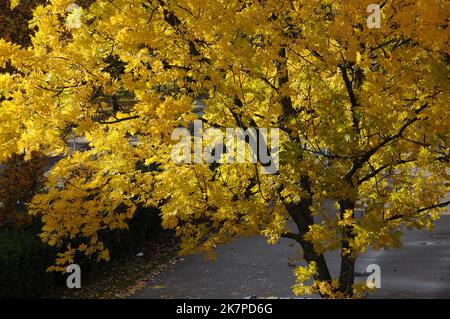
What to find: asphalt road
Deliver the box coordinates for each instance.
[133,215,450,299]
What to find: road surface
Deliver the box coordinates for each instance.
[133,216,450,299]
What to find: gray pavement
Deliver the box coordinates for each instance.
[133,216,450,299]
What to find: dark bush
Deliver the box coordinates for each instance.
[0,230,56,299]
[50,206,165,286]
[0,152,49,230]
[0,207,165,298]
[101,206,163,259]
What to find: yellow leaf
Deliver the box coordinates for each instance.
[10,0,20,9]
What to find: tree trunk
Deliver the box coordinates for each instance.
[338,199,356,297]
[276,45,332,293]
[285,176,332,285]
[300,239,332,283]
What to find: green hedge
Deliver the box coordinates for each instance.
[0,206,164,298]
[0,230,55,299]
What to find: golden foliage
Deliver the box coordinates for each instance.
[0,0,449,297]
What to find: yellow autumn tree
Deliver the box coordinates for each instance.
[0,0,448,298]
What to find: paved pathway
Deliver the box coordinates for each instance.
[133,216,450,299]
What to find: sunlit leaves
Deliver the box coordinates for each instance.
[0,0,448,298]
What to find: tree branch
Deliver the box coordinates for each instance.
[358,158,416,185]
[97,115,139,124]
[281,232,301,242]
[345,103,429,183]
[339,63,360,132]
[386,200,450,221]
